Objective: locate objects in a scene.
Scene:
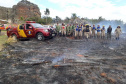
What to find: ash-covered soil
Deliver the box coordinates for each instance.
[0,34,126,84]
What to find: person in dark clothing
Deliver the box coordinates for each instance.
[0,29,1,35]
[107,25,112,39]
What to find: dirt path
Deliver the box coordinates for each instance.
[0,34,126,84]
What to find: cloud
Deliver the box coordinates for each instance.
[48,0,126,22]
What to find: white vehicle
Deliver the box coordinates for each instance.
[43,25,51,28]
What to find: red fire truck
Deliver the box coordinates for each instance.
[7,21,56,41]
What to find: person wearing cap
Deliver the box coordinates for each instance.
[75,24,79,39]
[92,24,96,38]
[107,25,112,39]
[115,25,122,40]
[97,25,101,38]
[61,23,66,36]
[101,25,106,39]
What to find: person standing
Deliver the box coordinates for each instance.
[69,24,73,36]
[85,24,90,40]
[75,24,79,39]
[97,25,101,38]
[89,25,92,38]
[61,23,66,36]
[107,25,112,39]
[78,24,83,39]
[0,28,1,35]
[101,25,105,39]
[92,25,96,38]
[66,24,70,36]
[115,25,122,40]
[56,23,60,36]
[72,24,75,37]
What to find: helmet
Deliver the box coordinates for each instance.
[85,24,89,26]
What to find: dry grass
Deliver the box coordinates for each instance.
[0,30,8,51]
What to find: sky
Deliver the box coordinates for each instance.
[0,0,126,23]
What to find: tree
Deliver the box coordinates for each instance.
[20,16,24,21]
[71,13,77,20]
[64,17,70,23]
[44,8,50,24]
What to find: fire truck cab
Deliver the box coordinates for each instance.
[7,21,56,41]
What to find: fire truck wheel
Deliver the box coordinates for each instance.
[12,34,18,42]
[36,33,45,41]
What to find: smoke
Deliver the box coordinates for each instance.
[90,20,126,33]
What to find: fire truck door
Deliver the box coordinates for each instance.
[24,24,34,37]
[17,24,27,38]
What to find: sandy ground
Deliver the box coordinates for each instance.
[0,34,126,84]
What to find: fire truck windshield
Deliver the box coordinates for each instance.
[30,23,44,28]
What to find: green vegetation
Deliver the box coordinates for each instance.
[26,16,52,25]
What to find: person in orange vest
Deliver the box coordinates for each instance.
[61,23,66,36]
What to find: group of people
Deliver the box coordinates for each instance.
[56,23,122,40]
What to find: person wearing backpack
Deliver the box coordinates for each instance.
[107,25,112,39]
[101,25,105,39]
[97,25,101,38]
[85,24,90,40]
[92,25,96,38]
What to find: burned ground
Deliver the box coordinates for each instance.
[0,34,126,84]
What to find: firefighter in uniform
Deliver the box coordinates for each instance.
[61,23,66,36]
[115,25,122,40]
[69,24,73,36]
[92,25,96,38]
[66,24,70,36]
[56,23,60,36]
[83,25,86,38]
[89,25,92,38]
[85,24,90,40]
[78,24,83,39]
[97,25,101,38]
[101,25,105,39]
[75,24,79,39]
[107,25,112,39]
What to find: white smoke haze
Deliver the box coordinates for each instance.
[90,20,125,33]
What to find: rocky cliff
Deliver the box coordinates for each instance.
[0,6,12,20]
[0,0,41,23]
